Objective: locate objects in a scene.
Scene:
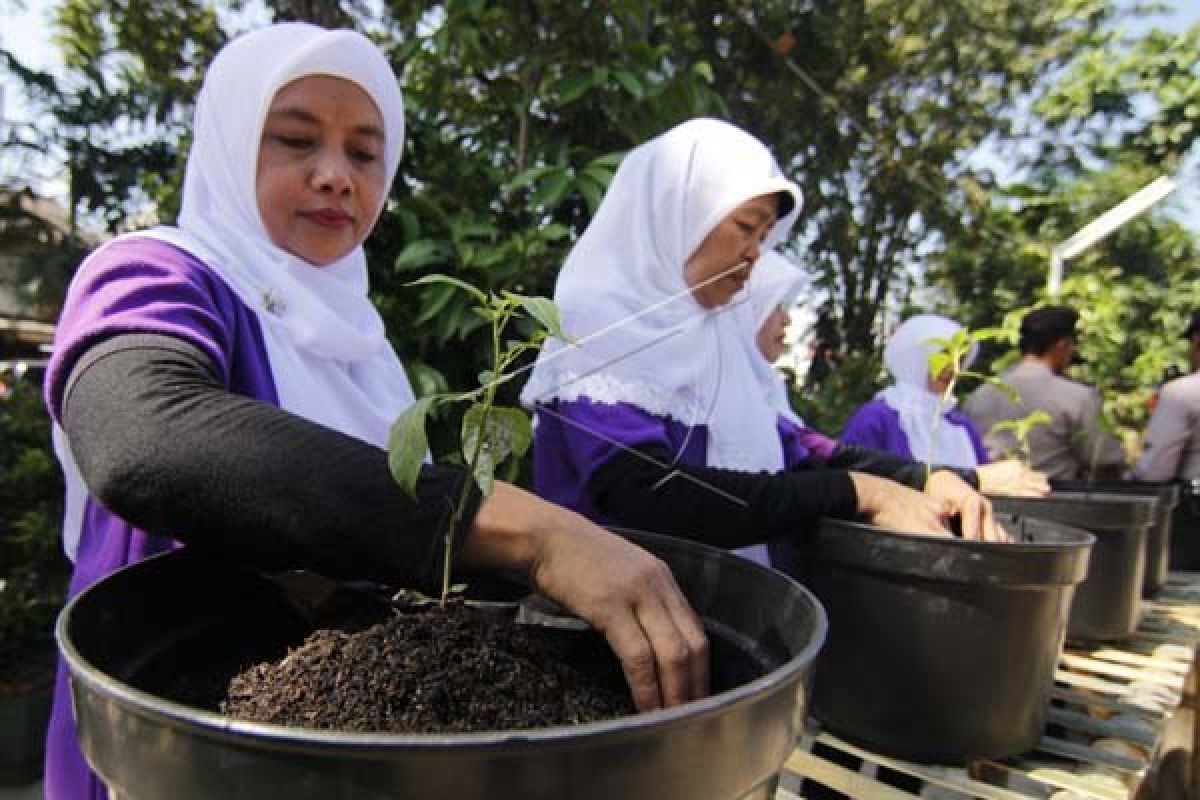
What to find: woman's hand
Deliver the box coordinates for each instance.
[976,460,1050,498]
[849,472,953,536]
[926,470,1009,542]
[460,481,710,712]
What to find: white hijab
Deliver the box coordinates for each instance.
[520,118,802,475]
[55,23,415,560]
[739,251,807,425]
[878,314,979,468]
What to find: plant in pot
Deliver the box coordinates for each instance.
[0,376,68,786]
[56,277,828,800]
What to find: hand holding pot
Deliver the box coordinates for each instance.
[461,481,710,712]
[976,460,1050,498]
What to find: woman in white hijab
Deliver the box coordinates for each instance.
[522,120,1004,563]
[44,24,706,798]
[842,315,987,468]
[840,315,1050,495]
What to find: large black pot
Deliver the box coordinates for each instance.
[770,515,1093,764]
[1171,480,1200,571]
[992,492,1155,640]
[1051,479,1179,596]
[58,530,826,800]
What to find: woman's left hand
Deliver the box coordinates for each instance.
[976,460,1051,498]
[926,470,1009,542]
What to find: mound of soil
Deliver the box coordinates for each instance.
[221,603,635,733]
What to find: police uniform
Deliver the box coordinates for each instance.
[964,307,1125,481]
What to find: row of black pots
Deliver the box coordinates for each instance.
[56,481,1187,795]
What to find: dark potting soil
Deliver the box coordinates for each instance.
[221,603,635,733]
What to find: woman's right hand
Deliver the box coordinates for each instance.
[459,481,710,713]
[849,471,953,536]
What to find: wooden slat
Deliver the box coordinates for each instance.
[1044,707,1156,747]
[1058,653,1184,689]
[1048,686,1168,718]
[811,734,1032,800]
[782,748,920,800]
[1006,760,1129,800]
[1036,736,1146,773]
[1074,647,1190,675]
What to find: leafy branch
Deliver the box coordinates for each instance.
[386,275,569,606]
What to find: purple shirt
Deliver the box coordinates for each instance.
[531,399,812,525]
[840,398,988,466]
[43,238,276,800]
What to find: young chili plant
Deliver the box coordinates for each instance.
[387,274,568,606]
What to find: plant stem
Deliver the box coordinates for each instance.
[439,305,509,605]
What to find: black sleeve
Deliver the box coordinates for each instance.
[826,443,980,490]
[588,446,859,549]
[61,333,481,592]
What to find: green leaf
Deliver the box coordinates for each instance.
[612,68,643,98]
[588,151,627,170]
[388,397,434,498]
[577,175,605,215]
[692,61,715,84]
[414,284,456,326]
[530,169,572,208]
[407,273,488,304]
[509,293,569,341]
[462,404,534,469]
[505,164,559,193]
[927,352,953,378]
[554,71,596,105]
[395,239,450,271]
[405,361,449,397]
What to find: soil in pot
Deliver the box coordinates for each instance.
[217,602,634,733]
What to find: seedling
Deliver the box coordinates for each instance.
[990,411,1054,466]
[387,274,569,606]
[923,327,1015,488]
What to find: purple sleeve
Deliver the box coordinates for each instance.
[777,414,841,467]
[840,399,891,451]
[45,238,235,422]
[532,399,703,521]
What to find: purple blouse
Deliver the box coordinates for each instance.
[532,398,814,526]
[840,398,988,466]
[43,238,276,800]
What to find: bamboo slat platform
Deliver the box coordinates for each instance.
[776,572,1200,800]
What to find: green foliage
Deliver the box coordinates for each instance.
[0,379,68,686]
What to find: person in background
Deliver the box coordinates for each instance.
[522,119,1007,558]
[1131,310,1200,482]
[744,259,1046,513]
[965,305,1125,480]
[842,314,987,468]
[43,24,707,799]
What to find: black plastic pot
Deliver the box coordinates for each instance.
[992,492,1155,640]
[770,515,1093,764]
[1050,480,1179,596]
[1171,481,1200,571]
[0,676,54,787]
[58,530,826,800]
